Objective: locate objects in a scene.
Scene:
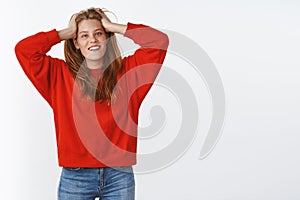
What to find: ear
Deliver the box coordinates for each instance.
[73,38,80,49]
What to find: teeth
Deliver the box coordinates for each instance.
[88,46,100,51]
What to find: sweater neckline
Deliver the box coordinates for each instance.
[89,68,105,77]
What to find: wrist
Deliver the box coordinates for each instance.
[58,28,75,40]
[105,23,127,35]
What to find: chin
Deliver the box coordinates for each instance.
[87,56,104,61]
[85,53,105,61]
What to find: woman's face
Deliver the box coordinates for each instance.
[74,19,107,64]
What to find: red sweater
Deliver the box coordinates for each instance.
[15,23,169,167]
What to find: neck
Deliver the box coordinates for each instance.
[86,59,104,70]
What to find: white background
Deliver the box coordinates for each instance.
[1,0,300,199]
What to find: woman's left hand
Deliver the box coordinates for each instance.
[96,8,127,34]
[96,8,113,32]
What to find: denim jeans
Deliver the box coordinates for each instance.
[58,166,135,200]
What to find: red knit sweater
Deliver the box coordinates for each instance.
[15,23,169,167]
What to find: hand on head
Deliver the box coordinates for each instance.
[95,8,113,33]
[59,7,125,41]
[67,13,78,39]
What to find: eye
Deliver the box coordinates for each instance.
[80,34,88,39]
[95,32,102,37]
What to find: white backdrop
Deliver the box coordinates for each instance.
[1,0,300,199]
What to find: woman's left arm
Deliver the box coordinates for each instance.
[98,8,169,104]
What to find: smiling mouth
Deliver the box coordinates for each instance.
[88,46,101,51]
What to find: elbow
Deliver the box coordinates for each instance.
[14,42,21,58]
[14,40,30,73]
[15,39,32,64]
[14,40,24,60]
[160,33,169,51]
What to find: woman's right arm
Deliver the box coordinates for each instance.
[15,15,77,106]
[15,30,62,106]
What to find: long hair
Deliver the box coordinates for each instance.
[64,8,123,103]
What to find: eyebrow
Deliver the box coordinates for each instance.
[78,28,104,34]
[78,31,88,34]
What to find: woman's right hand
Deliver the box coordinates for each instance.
[67,13,78,38]
[58,13,78,40]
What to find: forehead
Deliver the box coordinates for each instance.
[77,19,104,32]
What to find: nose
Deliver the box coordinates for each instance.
[90,35,98,43]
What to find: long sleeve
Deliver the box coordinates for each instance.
[123,22,169,104]
[15,29,63,107]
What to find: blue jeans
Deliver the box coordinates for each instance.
[58,166,135,200]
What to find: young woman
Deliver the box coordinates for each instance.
[15,7,168,200]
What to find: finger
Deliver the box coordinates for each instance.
[96,8,104,14]
[101,8,109,12]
